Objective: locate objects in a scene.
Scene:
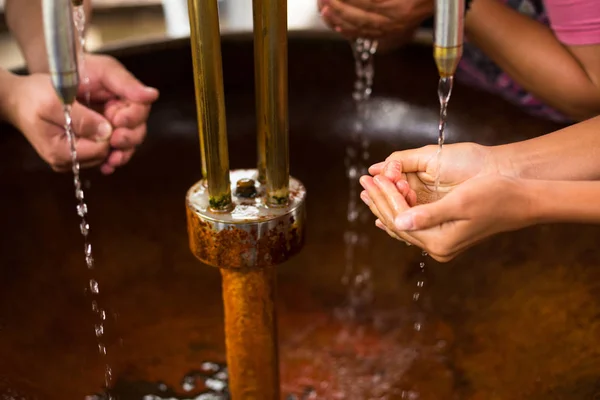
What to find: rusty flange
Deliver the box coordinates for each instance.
[186,169,306,270]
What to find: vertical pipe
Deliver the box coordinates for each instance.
[187,0,231,208]
[253,0,290,206]
[433,0,464,77]
[221,267,280,399]
[43,0,79,105]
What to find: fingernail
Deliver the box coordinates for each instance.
[335,26,342,32]
[375,219,385,230]
[144,86,159,96]
[369,162,384,172]
[360,191,370,206]
[96,122,113,142]
[395,213,414,231]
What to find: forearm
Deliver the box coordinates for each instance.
[5,0,92,73]
[494,115,600,181]
[465,0,600,121]
[528,179,600,225]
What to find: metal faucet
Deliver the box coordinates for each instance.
[42,0,79,105]
[433,0,465,77]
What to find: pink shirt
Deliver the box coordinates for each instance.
[544,0,600,45]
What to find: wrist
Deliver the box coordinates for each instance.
[0,69,23,127]
[488,143,526,179]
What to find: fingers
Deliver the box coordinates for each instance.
[99,57,159,104]
[111,102,151,130]
[321,0,385,37]
[109,124,147,150]
[100,147,136,175]
[369,146,436,175]
[328,0,389,29]
[394,196,460,231]
[49,134,111,172]
[70,101,113,142]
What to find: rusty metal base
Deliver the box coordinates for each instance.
[186,169,306,269]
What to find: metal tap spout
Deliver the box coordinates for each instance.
[42,0,79,105]
[433,0,465,77]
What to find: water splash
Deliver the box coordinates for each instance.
[64,106,113,396]
[337,38,378,323]
[433,76,454,195]
[73,4,91,106]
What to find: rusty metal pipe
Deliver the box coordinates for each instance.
[221,266,279,399]
[253,0,290,206]
[187,0,231,210]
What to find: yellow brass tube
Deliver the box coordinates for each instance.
[253,0,290,206]
[188,0,231,209]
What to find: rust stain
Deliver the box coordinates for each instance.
[186,206,305,270]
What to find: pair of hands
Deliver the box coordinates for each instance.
[8,54,159,175]
[359,143,535,262]
[317,0,432,48]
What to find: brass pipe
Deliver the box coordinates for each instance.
[221,267,280,399]
[187,0,231,209]
[433,0,464,77]
[42,0,79,105]
[253,0,290,206]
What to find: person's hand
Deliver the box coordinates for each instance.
[6,54,159,174]
[359,173,536,262]
[368,143,516,205]
[317,0,432,46]
[75,54,159,174]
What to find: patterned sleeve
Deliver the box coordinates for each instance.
[543,0,600,45]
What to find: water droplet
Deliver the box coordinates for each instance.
[89,280,99,294]
[98,344,106,355]
[80,221,89,236]
[76,189,84,200]
[417,281,424,288]
[419,262,425,269]
[413,292,420,301]
[206,378,227,392]
[413,322,421,331]
[95,324,104,337]
[347,166,358,179]
[421,250,428,257]
[77,203,88,217]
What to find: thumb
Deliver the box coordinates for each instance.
[101,60,159,103]
[393,198,458,231]
[70,102,113,142]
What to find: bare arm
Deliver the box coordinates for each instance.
[465,0,600,121]
[5,0,93,73]
[530,179,600,224]
[494,115,600,181]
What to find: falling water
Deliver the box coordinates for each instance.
[64,105,113,396]
[73,3,91,105]
[433,76,454,195]
[338,37,378,322]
